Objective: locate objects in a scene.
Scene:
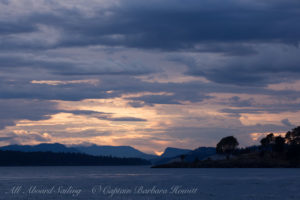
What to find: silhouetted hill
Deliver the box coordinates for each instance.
[74,145,158,160]
[0,150,150,166]
[153,126,300,168]
[160,147,191,158]
[0,143,158,160]
[184,147,216,162]
[152,147,216,165]
[152,152,300,168]
[0,143,79,153]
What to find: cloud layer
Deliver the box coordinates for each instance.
[0,0,300,152]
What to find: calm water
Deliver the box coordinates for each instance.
[0,166,300,200]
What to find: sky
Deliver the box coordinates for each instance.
[1,0,300,154]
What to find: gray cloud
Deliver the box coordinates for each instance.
[0,20,36,35]
[0,99,147,130]
[0,132,51,144]
[0,54,154,76]
[220,103,300,115]
[0,0,300,52]
[66,110,147,122]
[1,0,300,148]
[222,96,255,107]
[0,99,59,129]
[281,118,294,127]
[110,117,147,122]
[0,136,14,141]
[172,45,300,86]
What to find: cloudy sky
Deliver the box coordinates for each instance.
[1,0,300,154]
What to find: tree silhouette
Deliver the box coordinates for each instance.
[0,150,150,166]
[260,138,268,147]
[285,126,300,145]
[285,127,300,160]
[180,154,186,162]
[260,133,276,152]
[216,136,239,155]
[263,133,275,145]
[274,136,285,153]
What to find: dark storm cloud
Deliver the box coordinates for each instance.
[67,110,109,116]
[0,79,111,101]
[224,96,254,107]
[281,118,294,127]
[1,0,300,147]
[65,110,147,122]
[0,55,153,76]
[190,43,258,56]
[199,61,300,86]
[1,72,300,103]
[1,0,300,52]
[128,94,183,106]
[1,0,299,88]
[171,45,300,86]
[0,55,74,70]
[53,0,300,50]
[127,91,212,106]
[0,20,37,35]
[0,99,147,130]
[0,99,59,129]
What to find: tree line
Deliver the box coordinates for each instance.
[216,126,300,160]
[0,150,150,166]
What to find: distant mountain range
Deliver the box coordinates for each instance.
[73,145,158,160]
[0,143,216,163]
[0,143,156,160]
[0,143,79,153]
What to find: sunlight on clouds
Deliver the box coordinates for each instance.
[0,129,53,146]
[16,112,148,135]
[53,96,172,130]
[31,79,99,86]
[0,0,299,157]
[4,95,224,152]
[138,73,209,83]
[16,113,102,127]
[0,0,119,18]
[267,80,300,91]
[250,132,268,141]
[3,91,300,152]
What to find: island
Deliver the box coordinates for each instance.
[152,126,300,168]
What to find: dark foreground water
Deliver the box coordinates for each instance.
[0,166,300,200]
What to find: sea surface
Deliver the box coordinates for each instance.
[0,166,299,200]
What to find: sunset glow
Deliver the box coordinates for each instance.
[0,0,300,154]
